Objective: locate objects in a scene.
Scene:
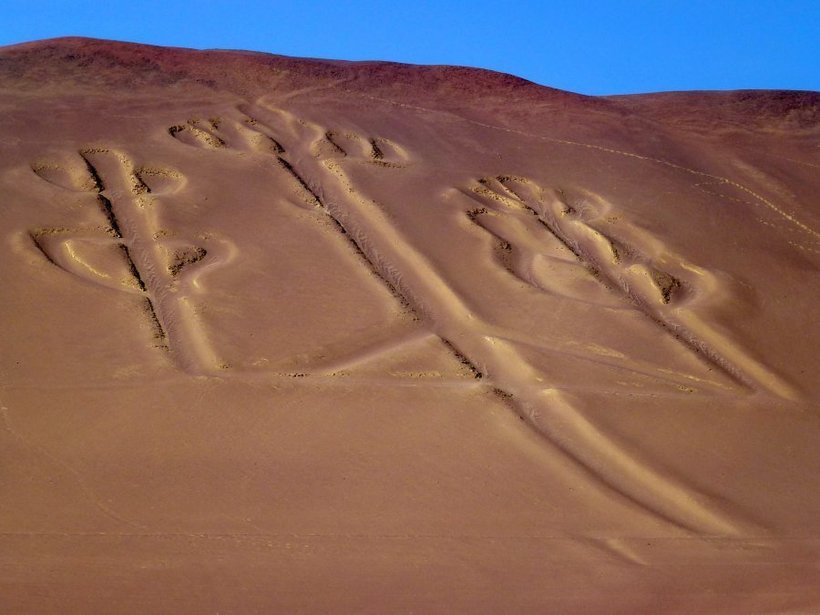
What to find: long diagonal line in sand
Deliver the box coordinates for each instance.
[165,102,763,534]
[306,329,439,375]
[262,129,761,536]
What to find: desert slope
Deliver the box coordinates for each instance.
[1,37,819,614]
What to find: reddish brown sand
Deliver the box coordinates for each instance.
[1,38,819,613]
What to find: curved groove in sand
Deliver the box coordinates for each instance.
[468,176,799,401]
[30,233,145,294]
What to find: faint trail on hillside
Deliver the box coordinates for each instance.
[334,89,819,241]
[0,399,145,529]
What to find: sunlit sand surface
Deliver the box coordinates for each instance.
[1,38,819,613]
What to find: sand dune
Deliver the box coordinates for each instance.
[1,37,819,613]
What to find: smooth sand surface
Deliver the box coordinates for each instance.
[1,38,819,613]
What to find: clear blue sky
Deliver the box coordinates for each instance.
[1,0,817,95]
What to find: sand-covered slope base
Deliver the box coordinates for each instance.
[1,38,819,613]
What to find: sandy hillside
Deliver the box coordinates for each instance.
[1,37,819,613]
